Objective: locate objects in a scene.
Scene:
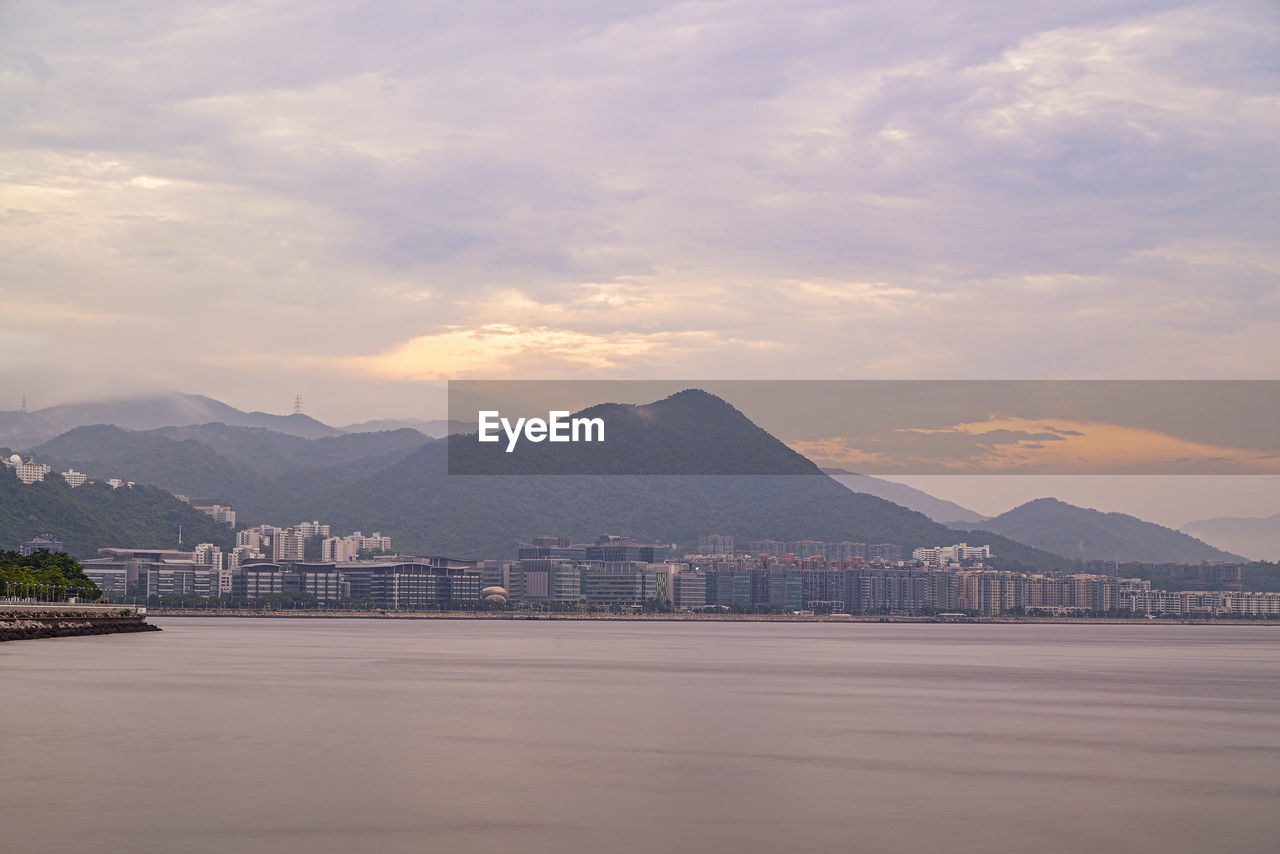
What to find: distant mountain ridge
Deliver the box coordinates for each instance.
[302,390,1070,565]
[824,471,987,524]
[961,497,1244,563]
[28,423,427,513]
[17,388,1244,571]
[342,418,473,438]
[1181,513,1280,562]
[0,392,342,447]
[8,389,1074,570]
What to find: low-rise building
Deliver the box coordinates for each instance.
[20,534,65,556]
[3,455,52,484]
[194,503,236,526]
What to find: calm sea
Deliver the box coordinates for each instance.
[3,619,1278,853]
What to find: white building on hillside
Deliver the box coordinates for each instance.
[195,503,237,526]
[4,455,52,484]
[913,543,992,566]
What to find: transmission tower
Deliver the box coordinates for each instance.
[293,394,303,415]
[20,393,27,413]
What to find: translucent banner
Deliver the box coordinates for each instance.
[446,380,1280,475]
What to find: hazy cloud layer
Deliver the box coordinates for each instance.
[1,0,1277,423]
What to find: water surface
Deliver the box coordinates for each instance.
[3,619,1278,853]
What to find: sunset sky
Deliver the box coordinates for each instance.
[2,1,1277,520]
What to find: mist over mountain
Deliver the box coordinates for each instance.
[1181,513,1280,562]
[959,497,1244,564]
[27,423,426,515]
[0,392,342,448]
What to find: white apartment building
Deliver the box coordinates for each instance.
[322,536,362,562]
[913,543,992,566]
[192,542,225,573]
[274,528,306,562]
[238,525,280,551]
[228,545,264,573]
[296,520,331,539]
[4,454,52,484]
[353,531,392,553]
[195,503,237,526]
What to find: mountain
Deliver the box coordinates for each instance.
[965,498,1244,563]
[447,390,823,475]
[824,471,987,524]
[28,423,428,515]
[1181,513,1280,562]
[0,393,342,448]
[147,424,426,476]
[341,418,472,438]
[287,390,1071,567]
[0,466,235,558]
[31,425,262,500]
[10,388,1073,569]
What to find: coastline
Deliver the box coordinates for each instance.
[0,604,160,642]
[144,609,1279,626]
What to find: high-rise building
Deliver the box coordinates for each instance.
[192,543,224,573]
[296,521,331,539]
[322,536,361,562]
[274,528,306,562]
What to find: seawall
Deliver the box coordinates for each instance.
[0,606,160,642]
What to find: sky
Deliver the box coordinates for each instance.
[2,0,1278,520]
[451,379,1280,474]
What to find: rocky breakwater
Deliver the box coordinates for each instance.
[0,605,160,642]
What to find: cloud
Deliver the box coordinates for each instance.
[0,0,1276,422]
[343,323,764,380]
[791,415,1280,474]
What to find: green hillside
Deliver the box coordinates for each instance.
[33,423,426,489]
[32,425,260,500]
[0,467,235,558]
